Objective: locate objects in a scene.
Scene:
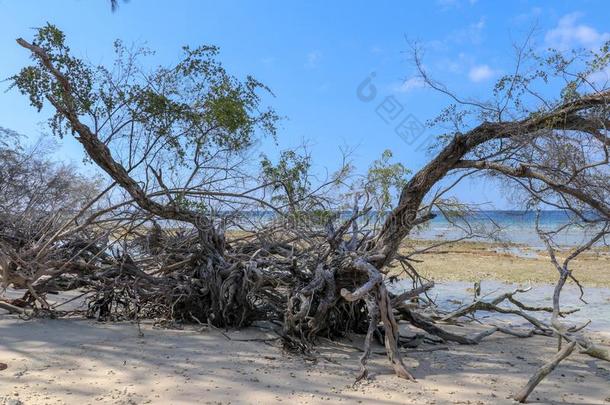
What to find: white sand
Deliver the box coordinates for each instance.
[1,315,609,404]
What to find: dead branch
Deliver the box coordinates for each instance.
[514,341,576,403]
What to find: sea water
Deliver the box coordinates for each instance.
[239,210,606,248]
[410,210,605,248]
[391,280,610,333]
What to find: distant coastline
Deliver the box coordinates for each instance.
[234,209,605,248]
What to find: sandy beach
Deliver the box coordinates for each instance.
[1,317,609,405]
[1,243,610,404]
[402,240,610,286]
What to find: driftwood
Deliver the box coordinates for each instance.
[440,288,556,333]
[397,305,536,345]
[514,341,576,403]
[390,281,434,306]
[0,300,26,315]
[579,343,610,362]
[1,25,608,391]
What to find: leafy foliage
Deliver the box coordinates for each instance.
[10,23,279,171]
[261,150,311,212]
[365,149,410,212]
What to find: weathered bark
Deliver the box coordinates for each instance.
[372,89,610,267]
[356,294,379,382]
[16,38,220,243]
[390,281,434,306]
[340,258,415,380]
[579,341,610,362]
[397,306,479,345]
[0,300,26,315]
[378,283,415,380]
[514,341,576,403]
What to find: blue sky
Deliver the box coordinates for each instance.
[1,0,609,208]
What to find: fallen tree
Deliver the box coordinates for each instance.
[1,24,609,387]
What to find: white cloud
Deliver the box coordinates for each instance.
[260,57,275,66]
[452,17,486,45]
[305,50,322,68]
[588,66,610,87]
[545,13,610,50]
[423,17,486,51]
[437,0,459,9]
[468,64,495,82]
[512,7,542,24]
[437,0,477,10]
[316,82,331,92]
[471,17,485,31]
[437,54,501,84]
[392,77,425,93]
[442,52,471,74]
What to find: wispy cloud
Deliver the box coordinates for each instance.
[468,64,496,82]
[453,17,486,44]
[420,16,486,58]
[392,77,425,93]
[512,6,543,24]
[437,0,477,11]
[588,66,610,87]
[305,50,322,69]
[260,56,276,66]
[437,0,459,9]
[437,52,472,74]
[545,13,610,50]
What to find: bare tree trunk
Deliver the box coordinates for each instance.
[514,341,576,403]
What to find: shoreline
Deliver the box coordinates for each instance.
[398,239,610,287]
